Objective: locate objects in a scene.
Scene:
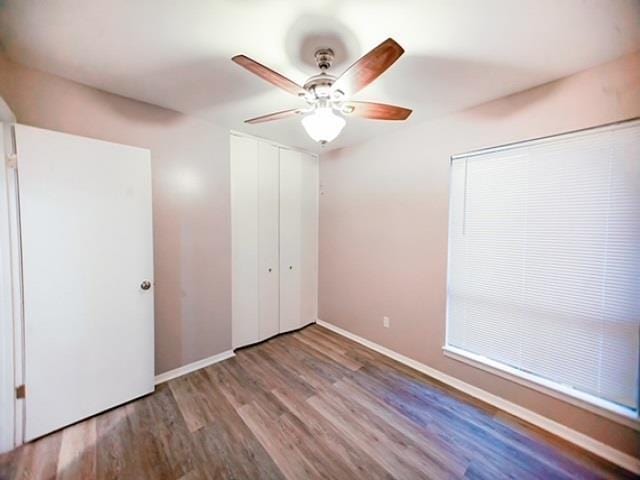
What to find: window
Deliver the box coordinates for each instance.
[445,120,640,423]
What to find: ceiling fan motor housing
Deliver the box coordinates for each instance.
[303,72,337,100]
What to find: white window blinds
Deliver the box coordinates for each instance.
[446,121,640,411]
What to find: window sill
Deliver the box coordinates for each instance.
[442,345,640,431]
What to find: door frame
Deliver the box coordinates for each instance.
[1,115,25,452]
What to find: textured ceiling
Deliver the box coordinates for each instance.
[1,0,639,152]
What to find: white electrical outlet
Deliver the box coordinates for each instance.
[383,316,390,328]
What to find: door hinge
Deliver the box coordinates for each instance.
[6,153,17,169]
[16,384,25,399]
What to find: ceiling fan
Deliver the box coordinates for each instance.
[232,38,412,145]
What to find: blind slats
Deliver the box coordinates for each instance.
[447,122,640,411]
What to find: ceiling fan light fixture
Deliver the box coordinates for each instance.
[301,107,346,145]
[233,38,412,141]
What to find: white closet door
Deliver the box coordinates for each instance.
[16,124,154,441]
[258,142,280,340]
[279,148,302,333]
[231,134,259,348]
[300,153,319,327]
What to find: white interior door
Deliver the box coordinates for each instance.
[230,134,259,348]
[300,153,319,327]
[279,148,302,333]
[15,124,154,441]
[258,142,280,340]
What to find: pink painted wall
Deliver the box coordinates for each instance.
[0,55,231,375]
[319,51,640,456]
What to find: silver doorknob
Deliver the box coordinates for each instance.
[140,280,152,290]
[289,265,293,270]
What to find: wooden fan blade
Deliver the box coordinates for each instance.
[331,38,404,97]
[245,109,302,124]
[232,55,306,96]
[342,101,412,120]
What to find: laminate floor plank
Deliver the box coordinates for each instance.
[170,373,216,433]
[333,377,469,474]
[316,383,467,479]
[308,392,434,479]
[278,335,353,384]
[0,324,634,480]
[492,412,637,480]
[237,401,324,480]
[346,364,587,479]
[95,402,146,480]
[56,418,96,480]
[261,340,337,391]
[271,387,395,480]
[4,430,62,480]
[294,329,363,371]
[131,384,196,479]
[193,368,285,480]
[242,347,317,399]
[217,357,289,420]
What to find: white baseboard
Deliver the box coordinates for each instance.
[154,350,235,385]
[316,319,640,475]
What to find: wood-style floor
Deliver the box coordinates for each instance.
[0,324,635,480]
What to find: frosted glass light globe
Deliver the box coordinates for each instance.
[302,107,346,144]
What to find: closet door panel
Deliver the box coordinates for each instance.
[231,135,259,348]
[279,148,302,333]
[258,142,280,340]
[300,153,319,327]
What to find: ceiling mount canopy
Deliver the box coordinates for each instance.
[232,38,412,145]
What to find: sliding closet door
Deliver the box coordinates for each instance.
[300,152,319,327]
[16,124,154,441]
[257,142,280,339]
[231,134,259,348]
[279,148,302,333]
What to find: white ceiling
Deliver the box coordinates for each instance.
[1,0,639,153]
